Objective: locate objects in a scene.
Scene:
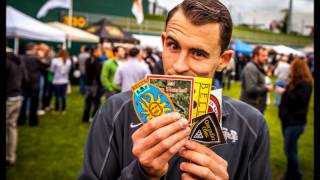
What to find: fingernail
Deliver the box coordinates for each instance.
[172,112,180,120]
[180,162,185,170]
[180,119,189,128]
[185,127,191,135]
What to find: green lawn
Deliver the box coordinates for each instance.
[6,81,314,179]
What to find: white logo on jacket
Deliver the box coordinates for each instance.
[222,127,238,143]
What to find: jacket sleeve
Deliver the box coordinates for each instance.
[78,98,151,180]
[242,66,267,95]
[100,62,113,91]
[248,120,272,180]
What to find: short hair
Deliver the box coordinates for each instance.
[129,47,140,57]
[112,46,124,54]
[25,42,37,51]
[252,46,267,58]
[165,0,233,53]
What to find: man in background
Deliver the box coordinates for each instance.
[18,43,49,126]
[240,46,274,114]
[114,47,150,92]
[100,46,125,99]
[78,45,90,96]
[6,48,29,165]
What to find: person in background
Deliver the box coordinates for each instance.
[223,53,236,90]
[37,43,53,114]
[6,49,29,166]
[274,55,290,107]
[82,46,103,123]
[51,49,71,114]
[78,45,90,96]
[18,43,49,126]
[114,47,150,92]
[100,46,125,99]
[143,47,158,74]
[240,46,273,114]
[277,58,313,180]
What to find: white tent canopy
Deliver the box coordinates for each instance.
[272,45,305,56]
[6,6,65,42]
[47,22,99,43]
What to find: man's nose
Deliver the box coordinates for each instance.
[172,52,189,74]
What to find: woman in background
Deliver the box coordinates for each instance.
[277,57,313,180]
[51,49,71,114]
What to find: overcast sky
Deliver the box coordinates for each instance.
[156,0,314,14]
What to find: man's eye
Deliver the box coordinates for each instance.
[169,43,179,50]
[192,51,205,57]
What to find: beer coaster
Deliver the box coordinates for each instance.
[131,78,175,124]
[190,113,226,147]
[208,94,221,123]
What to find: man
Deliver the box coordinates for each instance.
[274,55,290,107]
[240,46,274,114]
[6,49,29,165]
[100,46,125,98]
[82,46,103,123]
[18,43,49,126]
[114,47,150,92]
[79,0,271,179]
[78,45,90,96]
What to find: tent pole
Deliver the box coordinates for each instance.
[67,0,73,49]
[14,37,19,55]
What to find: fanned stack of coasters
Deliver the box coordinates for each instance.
[131,75,226,147]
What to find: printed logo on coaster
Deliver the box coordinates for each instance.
[131,78,175,124]
[208,95,221,123]
[190,113,226,147]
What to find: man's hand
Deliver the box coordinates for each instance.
[179,140,229,180]
[132,112,191,178]
[265,84,274,92]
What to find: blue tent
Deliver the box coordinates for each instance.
[234,39,253,55]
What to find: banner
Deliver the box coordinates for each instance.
[37,0,71,18]
[131,0,144,24]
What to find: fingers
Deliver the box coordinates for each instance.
[179,148,228,179]
[185,140,227,165]
[136,127,191,168]
[132,112,181,139]
[152,132,189,167]
[140,118,189,150]
[181,173,197,180]
[180,162,217,180]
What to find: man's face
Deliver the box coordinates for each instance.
[94,49,101,58]
[117,47,126,59]
[256,49,268,65]
[161,9,233,78]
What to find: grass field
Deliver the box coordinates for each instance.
[6,81,314,179]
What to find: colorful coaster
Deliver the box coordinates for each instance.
[190,113,226,147]
[131,78,175,124]
[147,75,212,124]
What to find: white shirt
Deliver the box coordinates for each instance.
[51,57,71,85]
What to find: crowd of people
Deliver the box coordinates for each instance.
[5,42,164,166]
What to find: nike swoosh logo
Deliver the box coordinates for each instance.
[130,122,142,128]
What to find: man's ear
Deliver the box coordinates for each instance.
[161,32,166,48]
[216,50,234,71]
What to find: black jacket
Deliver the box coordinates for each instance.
[279,80,313,127]
[240,61,268,113]
[6,53,29,98]
[78,92,271,180]
[85,57,102,86]
[21,54,49,91]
